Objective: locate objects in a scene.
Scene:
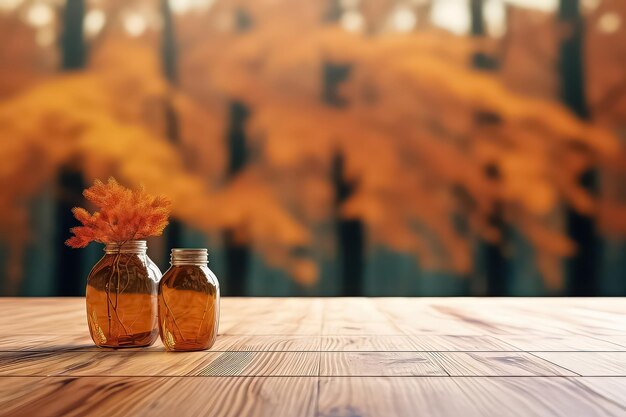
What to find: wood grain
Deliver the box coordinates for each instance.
[320,352,446,376]
[430,352,577,376]
[320,336,417,351]
[213,335,320,351]
[0,351,204,376]
[532,352,626,376]
[0,376,317,417]
[321,320,404,335]
[318,377,479,417]
[192,352,320,376]
[409,335,520,351]
[446,377,626,417]
[318,376,626,417]
[592,336,626,349]
[571,377,626,408]
[494,335,626,351]
[1,298,626,417]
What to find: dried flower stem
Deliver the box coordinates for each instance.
[162,291,188,342]
[195,287,213,342]
[105,248,129,338]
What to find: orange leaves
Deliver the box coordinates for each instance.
[66,178,171,248]
[210,20,624,287]
[212,168,309,247]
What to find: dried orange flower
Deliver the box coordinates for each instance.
[66,178,171,248]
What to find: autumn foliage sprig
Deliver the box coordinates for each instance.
[66,178,172,248]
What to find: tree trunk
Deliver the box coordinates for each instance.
[323,1,365,296]
[558,0,598,296]
[160,0,184,252]
[55,0,87,296]
[332,152,365,296]
[470,0,498,70]
[468,0,506,295]
[220,11,253,296]
[223,101,251,296]
[323,60,365,296]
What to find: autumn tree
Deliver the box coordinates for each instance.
[175,0,623,291]
[0,33,313,294]
[1,0,624,296]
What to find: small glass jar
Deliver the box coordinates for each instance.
[85,240,161,348]
[159,249,220,351]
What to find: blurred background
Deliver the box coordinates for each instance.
[1,0,625,297]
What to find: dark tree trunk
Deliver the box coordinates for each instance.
[558,0,598,296]
[160,0,185,251]
[483,203,508,296]
[161,0,177,83]
[323,61,365,296]
[223,101,251,296]
[61,0,86,70]
[220,12,253,296]
[468,0,506,295]
[55,0,87,296]
[470,0,485,36]
[332,152,365,296]
[223,230,250,296]
[469,0,499,70]
[55,169,86,296]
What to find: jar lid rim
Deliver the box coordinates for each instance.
[170,248,209,265]
[104,240,147,253]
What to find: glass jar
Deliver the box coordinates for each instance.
[159,249,220,351]
[85,240,161,348]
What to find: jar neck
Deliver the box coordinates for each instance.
[171,248,208,266]
[105,240,147,254]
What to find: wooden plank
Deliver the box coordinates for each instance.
[0,377,49,409]
[320,336,417,351]
[495,335,626,351]
[559,307,626,335]
[533,352,626,376]
[320,352,446,376]
[0,351,321,377]
[318,376,626,417]
[409,335,520,351]
[212,335,320,351]
[0,351,205,376]
[196,297,322,336]
[318,377,481,417]
[321,321,404,335]
[323,298,390,322]
[448,377,626,417]
[592,336,626,349]
[0,334,95,352]
[0,376,317,417]
[0,334,171,352]
[192,352,319,376]
[224,321,321,336]
[372,299,483,335]
[571,377,626,408]
[431,352,576,376]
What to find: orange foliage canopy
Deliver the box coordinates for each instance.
[176,0,625,289]
[66,178,171,248]
[0,36,313,289]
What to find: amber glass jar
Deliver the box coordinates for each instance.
[85,240,161,348]
[159,249,220,351]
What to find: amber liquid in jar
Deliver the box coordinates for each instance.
[159,249,220,351]
[86,240,161,348]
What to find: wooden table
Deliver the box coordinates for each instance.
[1,298,626,416]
